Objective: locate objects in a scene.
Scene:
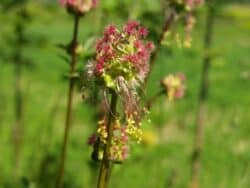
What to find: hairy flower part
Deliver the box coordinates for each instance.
[161,73,186,101]
[116,76,142,121]
[59,0,98,15]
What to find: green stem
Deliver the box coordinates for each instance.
[190,2,215,188]
[97,92,118,188]
[55,14,80,188]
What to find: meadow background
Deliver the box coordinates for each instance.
[0,0,250,188]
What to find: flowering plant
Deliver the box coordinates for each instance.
[87,21,154,163]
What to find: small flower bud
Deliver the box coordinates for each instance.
[59,0,98,16]
[161,73,186,101]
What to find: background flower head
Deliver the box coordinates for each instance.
[161,73,186,101]
[59,0,98,15]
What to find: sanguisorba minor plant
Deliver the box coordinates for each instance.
[83,1,205,187]
[56,1,98,188]
[85,21,154,188]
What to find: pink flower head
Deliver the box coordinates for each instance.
[161,73,186,101]
[59,0,98,15]
[87,21,154,91]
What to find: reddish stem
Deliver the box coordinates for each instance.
[97,92,118,188]
[55,14,80,188]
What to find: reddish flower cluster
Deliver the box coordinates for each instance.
[91,21,154,85]
[59,0,98,15]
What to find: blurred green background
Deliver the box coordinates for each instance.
[0,0,250,188]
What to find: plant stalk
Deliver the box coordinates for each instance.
[146,90,165,110]
[12,16,25,177]
[97,92,118,188]
[55,14,80,188]
[190,2,215,188]
[145,11,176,85]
